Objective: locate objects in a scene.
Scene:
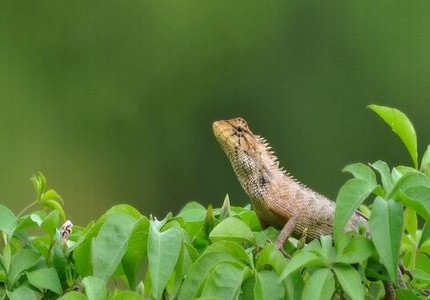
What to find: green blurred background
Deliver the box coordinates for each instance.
[1,1,429,225]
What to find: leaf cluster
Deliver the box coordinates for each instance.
[0,105,430,299]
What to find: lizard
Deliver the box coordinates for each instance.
[212,117,367,250]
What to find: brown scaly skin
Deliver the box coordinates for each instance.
[213,117,367,250]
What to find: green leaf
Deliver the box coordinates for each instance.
[178,252,242,300]
[8,249,41,286]
[404,207,417,237]
[201,262,248,299]
[279,251,323,281]
[177,202,207,222]
[42,189,64,205]
[177,241,250,300]
[254,270,285,300]
[73,204,142,276]
[332,264,364,300]
[335,236,375,264]
[42,199,66,222]
[395,289,422,300]
[371,160,393,194]
[41,209,60,239]
[165,240,195,299]
[420,223,430,247]
[334,178,375,237]
[59,291,88,300]
[148,217,182,300]
[369,197,403,284]
[82,276,108,300]
[302,268,335,300]
[399,186,430,223]
[26,267,62,294]
[121,216,149,290]
[110,290,142,300]
[256,243,288,274]
[420,145,430,177]
[237,210,261,231]
[388,171,430,200]
[92,212,139,281]
[343,163,377,186]
[203,240,252,266]
[209,217,255,244]
[6,286,37,300]
[0,204,17,237]
[368,104,418,168]
[320,235,333,261]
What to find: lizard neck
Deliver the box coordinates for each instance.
[229,137,296,200]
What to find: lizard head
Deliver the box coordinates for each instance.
[213,117,275,191]
[212,117,257,159]
[213,117,291,201]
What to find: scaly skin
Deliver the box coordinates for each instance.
[213,117,366,249]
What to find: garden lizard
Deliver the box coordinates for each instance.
[213,117,367,250]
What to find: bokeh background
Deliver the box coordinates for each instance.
[1,1,429,225]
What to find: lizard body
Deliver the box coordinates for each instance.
[213,117,366,249]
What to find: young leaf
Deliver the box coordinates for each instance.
[334,179,375,237]
[148,217,181,300]
[42,199,66,222]
[26,267,62,294]
[332,264,364,300]
[219,194,231,220]
[368,104,418,168]
[370,160,393,194]
[369,197,403,284]
[302,268,335,300]
[42,189,64,205]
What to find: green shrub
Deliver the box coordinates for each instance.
[0,105,429,299]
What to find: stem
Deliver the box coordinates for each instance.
[1,232,6,248]
[17,201,38,218]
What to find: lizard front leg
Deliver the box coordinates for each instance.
[275,215,298,250]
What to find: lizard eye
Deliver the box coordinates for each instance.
[236,127,243,132]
